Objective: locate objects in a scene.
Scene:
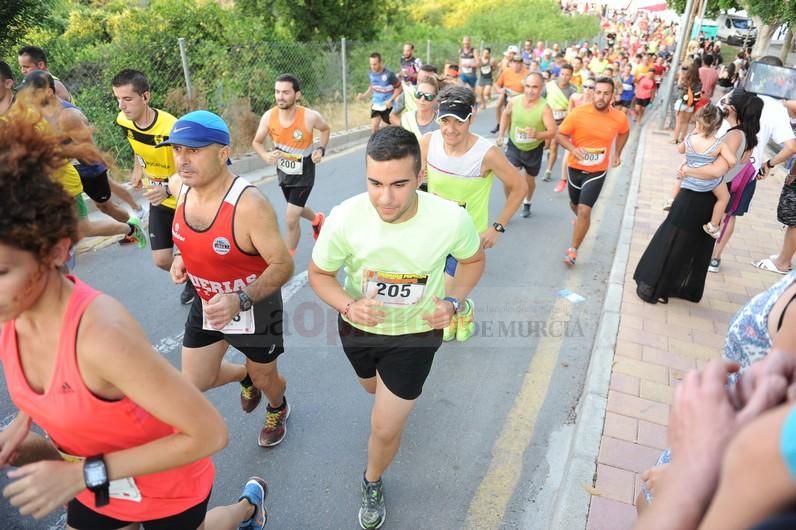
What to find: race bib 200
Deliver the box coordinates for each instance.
[362,271,428,306]
[277,153,304,175]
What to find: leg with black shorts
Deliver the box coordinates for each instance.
[281,183,324,254]
[565,167,606,265]
[182,292,289,447]
[80,168,133,224]
[506,140,543,218]
[370,108,391,136]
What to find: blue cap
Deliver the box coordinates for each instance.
[157,110,230,148]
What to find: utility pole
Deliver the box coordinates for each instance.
[659,0,697,129]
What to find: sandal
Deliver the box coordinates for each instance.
[752,258,790,275]
[703,222,721,239]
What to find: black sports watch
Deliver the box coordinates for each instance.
[493,222,506,233]
[317,145,326,157]
[443,296,461,313]
[766,159,775,169]
[83,456,110,508]
[237,290,253,312]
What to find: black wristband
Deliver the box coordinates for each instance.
[318,146,326,156]
[766,159,775,169]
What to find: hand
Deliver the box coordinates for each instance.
[677,162,688,178]
[612,155,622,168]
[129,171,142,189]
[143,185,168,206]
[263,150,282,165]
[480,226,500,249]
[571,147,587,162]
[346,290,386,327]
[4,460,84,519]
[356,93,365,102]
[311,148,323,165]
[421,296,456,329]
[732,350,796,409]
[170,255,188,284]
[496,135,505,147]
[204,293,240,330]
[756,163,770,180]
[0,414,32,467]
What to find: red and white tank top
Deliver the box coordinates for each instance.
[0,277,214,520]
[173,177,268,301]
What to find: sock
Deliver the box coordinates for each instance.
[240,374,253,387]
[267,396,286,412]
[363,471,381,485]
[523,200,532,206]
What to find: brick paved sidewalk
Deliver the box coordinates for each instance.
[585,122,790,529]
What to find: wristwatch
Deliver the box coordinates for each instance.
[83,456,110,508]
[237,290,253,312]
[766,159,775,169]
[493,222,506,233]
[317,145,327,157]
[443,296,461,313]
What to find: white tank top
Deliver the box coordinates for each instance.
[427,130,492,179]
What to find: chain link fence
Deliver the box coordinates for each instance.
[48,35,599,169]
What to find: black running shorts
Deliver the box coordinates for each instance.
[280,184,313,208]
[183,290,285,364]
[506,140,544,176]
[370,108,392,124]
[76,167,112,203]
[148,204,176,251]
[67,492,210,530]
[338,316,442,401]
[567,167,607,208]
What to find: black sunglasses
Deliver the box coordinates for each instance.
[415,91,436,101]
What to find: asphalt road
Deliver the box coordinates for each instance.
[0,107,638,530]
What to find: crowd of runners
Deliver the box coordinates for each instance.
[2,3,796,529]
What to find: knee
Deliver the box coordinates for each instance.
[370,418,401,444]
[249,361,280,388]
[577,207,591,220]
[285,212,301,227]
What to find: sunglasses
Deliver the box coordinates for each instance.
[415,91,436,101]
[583,84,595,89]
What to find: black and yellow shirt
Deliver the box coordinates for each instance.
[116,109,178,209]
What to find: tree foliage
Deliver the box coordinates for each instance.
[0,0,59,57]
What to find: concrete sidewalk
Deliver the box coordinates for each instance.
[585,122,790,529]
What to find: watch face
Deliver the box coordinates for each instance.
[85,462,106,486]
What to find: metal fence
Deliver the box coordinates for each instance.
[53,36,599,168]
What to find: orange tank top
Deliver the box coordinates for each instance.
[267,105,314,157]
[0,277,214,520]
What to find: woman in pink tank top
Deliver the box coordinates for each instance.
[0,102,268,529]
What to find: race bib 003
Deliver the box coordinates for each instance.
[580,147,606,166]
[363,271,428,306]
[277,153,304,176]
[202,300,255,334]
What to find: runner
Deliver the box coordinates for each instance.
[308,126,485,529]
[163,110,294,448]
[557,76,630,266]
[541,64,578,182]
[634,70,656,122]
[522,40,535,66]
[617,63,635,117]
[459,36,478,89]
[111,69,196,305]
[357,53,402,136]
[476,47,497,110]
[17,70,147,251]
[0,61,14,115]
[491,55,528,134]
[0,104,269,530]
[554,77,596,193]
[390,42,423,123]
[252,73,330,255]
[421,86,526,341]
[17,46,72,102]
[497,72,557,218]
[400,75,440,141]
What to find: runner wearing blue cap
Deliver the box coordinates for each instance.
[161,111,296,448]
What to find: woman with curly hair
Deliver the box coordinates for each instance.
[0,105,268,530]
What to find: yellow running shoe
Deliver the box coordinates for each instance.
[456,299,475,342]
[443,314,458,342]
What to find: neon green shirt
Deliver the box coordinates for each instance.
[508,95,547,151]
[312,191,481,336]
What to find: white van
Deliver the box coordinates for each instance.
[717,14,757,45]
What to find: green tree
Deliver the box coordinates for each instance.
[0,0,58,56]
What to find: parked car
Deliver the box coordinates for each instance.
[717,14,757,45]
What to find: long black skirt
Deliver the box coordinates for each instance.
[634,188,716,304]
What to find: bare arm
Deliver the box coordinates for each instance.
[614,130,629,165]
[497,99,514,142]
[448,247,486,303]
[677,141,687,154]
[680,156,730,179]
[535,105,558,142]
[309,110,331,164]
[419,132,431,184]
[769,139,796,168]
[252,110,279,164]
[483,145,527,228]
[717,141,737,168]
[54,80,72,102]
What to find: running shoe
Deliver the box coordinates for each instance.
[708,258,721,273]
[443,316,458,342]
[456,299,475,342]
[542,169,552,182]
[521,203,531,218]
[238,476,268,530]
[553,179,567,193]
[180,281,196,305]
[133,204,146,221]
[359,475,386,530]
[259,399,290,447]
[489,125,499,134]
[312,212,325,241]
[240,382,262,414]
[125,216,147,249]
[564,247,577,267]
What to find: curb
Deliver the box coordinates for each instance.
[547,111,651,529]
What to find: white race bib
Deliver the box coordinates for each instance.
[514,126,536,144]
[58,450,142,503]
[580,147,606,166]
[276,153,304,176]
[622,82,633,91]
[553,109,566,121]
[372,102,388,112]
[201,300,255,334]
[363,271,428,306]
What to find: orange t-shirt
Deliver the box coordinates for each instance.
[495,67,528,94]
[558,104,630,172]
